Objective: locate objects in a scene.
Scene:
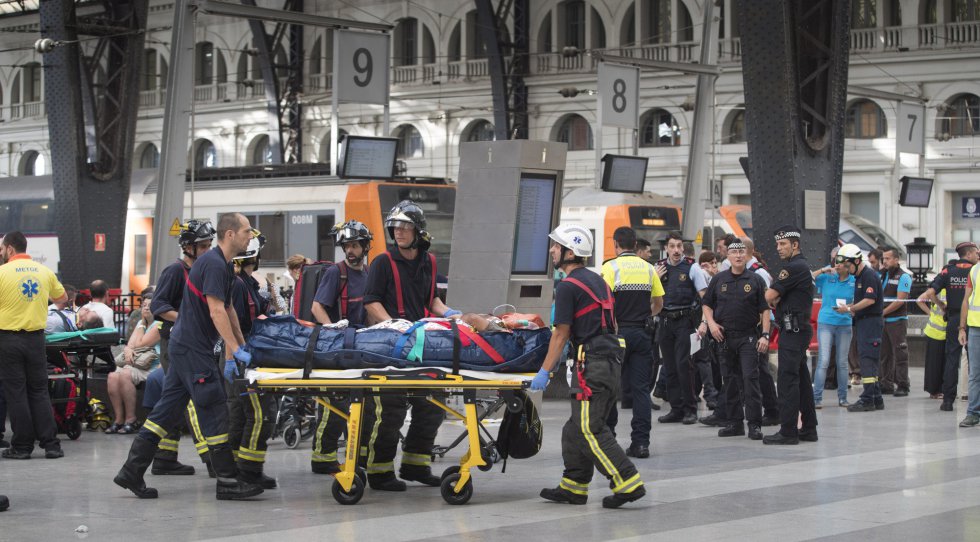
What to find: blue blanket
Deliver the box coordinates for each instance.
[244,316,550,373]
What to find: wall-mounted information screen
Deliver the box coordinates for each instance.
[512,174,557,275]
[600,154,648,194]
[338,136,398,180]
[898,176,933,207]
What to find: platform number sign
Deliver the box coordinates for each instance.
[335,30,390,105]
[598,62,639,129]
[897,102,925,155]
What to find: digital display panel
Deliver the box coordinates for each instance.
[600,154,648,194]
[338,136,398,180]
[512,174,557,275]
[899,176,933,207]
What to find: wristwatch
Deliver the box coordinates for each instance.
[760,332,770,339]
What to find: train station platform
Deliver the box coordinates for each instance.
[1,367,977,541]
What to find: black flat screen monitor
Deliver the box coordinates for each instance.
[898,176,933,207]
[338,136,398,180]
[600,154,648,194]
[512,174,557,275]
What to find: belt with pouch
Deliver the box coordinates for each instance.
[662,308,698,320]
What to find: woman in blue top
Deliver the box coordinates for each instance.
[812,249,856,407]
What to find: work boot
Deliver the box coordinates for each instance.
[0,495,7,512]
[747,424,763,441]
[113,436,159,499]
[238,466,278,490]
[699,413,725,427]
[847,400,875,412]
[681,412,698,425]
[540,487,587,505]
[0,435,9,449]
[718,423,744,437]
[761,413,780,426]
[311,460,342,475]
[151,458,196,476]
[602,486,646,509]
[205,460,217,478]
[211,448,263,501]
[658,410,684,423]
[399,464,441,487]
[625,444,650,458]
[762,432,799,445]
[940,401,954,412]
[368,472,407,491]
[799,428,818,442]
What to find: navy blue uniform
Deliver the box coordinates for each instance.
[770,253,817,437]
[657,257,705,418]
[852,264,885,405]
[363,248,436,322]
[313,263,367,326]
[151,260,189,342]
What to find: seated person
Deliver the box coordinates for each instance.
[46,284,78,333]
[105,299,162,434]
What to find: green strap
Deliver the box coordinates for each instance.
[406,327,426,364]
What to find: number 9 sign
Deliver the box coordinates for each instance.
[335,30,390,105]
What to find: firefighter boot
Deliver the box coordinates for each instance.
[113,436,160,499]
[211,447,264,501]
[151,458,196,475]
[238,460,278,489]
[399,464,441,487]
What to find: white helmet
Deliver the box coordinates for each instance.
[233,234,265,261]
[549,224,593,258]
[837,243,863,265]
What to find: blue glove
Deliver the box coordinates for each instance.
[530,368,551,391]
[233,346,252,365]
[223,359,239,383]
[444,309,462,318]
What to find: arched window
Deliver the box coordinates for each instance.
[448,22,462,62]
[939,93,980,139]
[21,151,45,176]
[138,143,160,168]
[251,135,275,165]
[394,124,424,158]
[193,139,217,169]
[851,0,877,28]
[591,7,606,49]
[953,0,980,21]
[677,2,694,41]
[422,25,436,64]
[394,18,419,66]
[723,108,747,144]
[561,1,586,49]
[464,120,496,143]
[644,0,671,44]
[640,109,680,147]
[539,12,553,53]
[844,100,887,139]
[195,42,227,85]
[621,4,636,46]
[555,114,593,151]
[22,62,42,103]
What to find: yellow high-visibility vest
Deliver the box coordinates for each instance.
[924,289,947,341]
[968,264,980,328]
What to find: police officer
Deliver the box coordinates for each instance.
[0,231,68,460]
[918,241,979,411]
[700,240,771,440]
[655,232,708,425]
[362,200,459,491]
[148,219,216,477]
[601,227,664,458]
[114,212,263,501]
[309,220,372,475]
[763,225,817,444]
[533,225,645,509]
[226,233,278,490]
[958,258,980,427]
[836,243,885,413]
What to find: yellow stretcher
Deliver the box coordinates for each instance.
[246,367,532,505]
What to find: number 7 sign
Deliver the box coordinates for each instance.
[897,102,925,155]
[335,30,390,105]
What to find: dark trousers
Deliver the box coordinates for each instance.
[312,397,349,465]
[0,382,7,435]
[136,342,229,454]
[881,320,910,392]
[0,331,59,453]
[942,318,964,401]
[360,395,443,476]
[143,364,210,464]
[560,358,642,496]
[759,353,779,417]
[721,334,762,425]
[226,381,274,470]
[606,327,653,446]
[660,317,697,415]
[923,336,946,395]
[854,317,884,403]
[776,324,817,437]
[693,346,719,402]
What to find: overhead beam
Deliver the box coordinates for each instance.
[193,0,392,31]
[847,84,925,103]
[594,53,721,76]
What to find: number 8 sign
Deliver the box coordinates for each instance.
[598,62,639,129]
[335,30,390,105]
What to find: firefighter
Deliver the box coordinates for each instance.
[361,200,459,491]
[309,220,372,475]
[763,225,817,444]
[534,224,645,509]
[837,243,885,413]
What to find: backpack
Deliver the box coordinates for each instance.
[496,390,543,470]
[291,261,334,322]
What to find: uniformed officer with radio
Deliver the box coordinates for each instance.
[763,225,817,445]
[655,232,708,425]
[700,240,771,441]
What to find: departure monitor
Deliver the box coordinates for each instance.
[512,174,557,275]
[338,136,399,180]
[898,176,933,207]
[600,154,648,194]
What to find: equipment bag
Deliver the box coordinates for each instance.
[291,261,334,322]
[496,390,543,465]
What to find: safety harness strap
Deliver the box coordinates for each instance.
[383,251,438,320]
[337,261,350,319]
[182,266,207,304]
[562,276,615,333]
[304,324,323,379]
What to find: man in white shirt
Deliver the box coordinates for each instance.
[46,284,78,333]
[81,280,115,329]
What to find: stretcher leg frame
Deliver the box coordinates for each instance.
[336,390,363,493]
[428,390,485,493]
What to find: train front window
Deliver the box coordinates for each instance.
[20,201,52,232]
[377,184,456,272]
[628,206,681,243]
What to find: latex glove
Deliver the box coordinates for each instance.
[223,359,239,383]
[233,346,252,365]
[530,368,551,391]
[444,309,462,318]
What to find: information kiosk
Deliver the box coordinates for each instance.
[448,141,567,325]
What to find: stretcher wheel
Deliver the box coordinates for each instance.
[332,476,365,505]
[283,424,302,449]
[66,418,83,440]
[477,446,497,472]
[440,473,473,505]
[440,465,460,480]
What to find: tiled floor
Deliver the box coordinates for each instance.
[2,367,978,541]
